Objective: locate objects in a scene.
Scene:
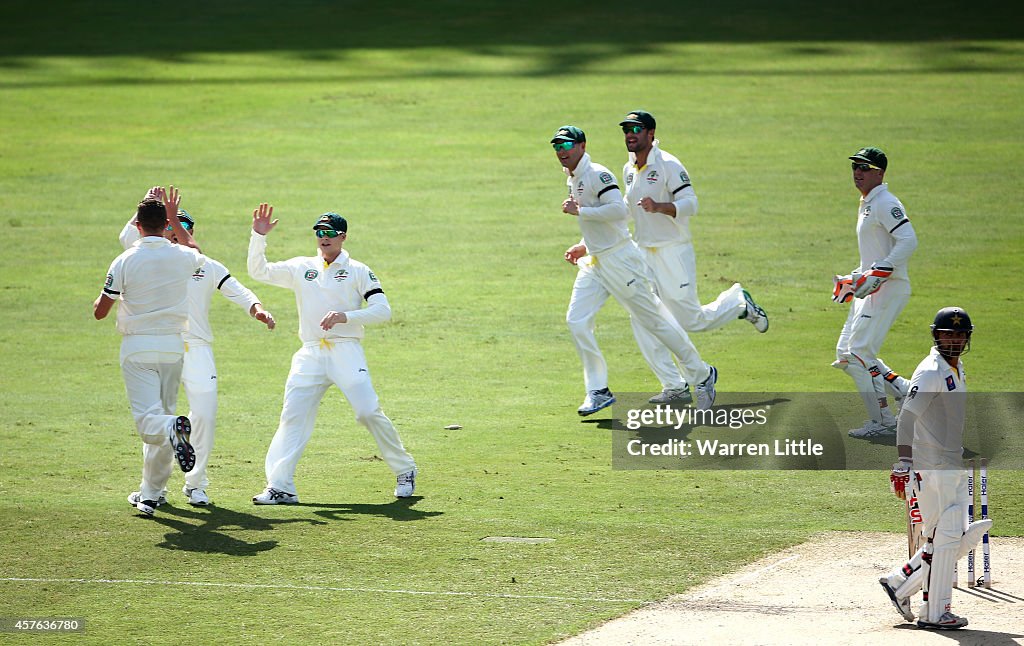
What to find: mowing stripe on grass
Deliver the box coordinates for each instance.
[0,577,647,604]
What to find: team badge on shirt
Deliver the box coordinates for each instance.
[598,172,613,185]
[679,171,690,184]
[368,271,378,282]
[646,170,659,184]
[576,181,585,195]
[626,172,634,184]
[334,269,349,281]
[105,274,113,288]
[192,267,205,282]
[891,207,905,220]
[304,269,319,281]
[946,376,956,391]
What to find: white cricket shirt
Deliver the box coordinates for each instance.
[121,222,261,345]
[103,236,206,359]
[898,347,968,470]
[856,183,917,281]
[248,231,390,345]
[565,153,629,255]
[623,141,699,247]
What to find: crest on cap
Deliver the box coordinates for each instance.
[313,211,348,232]
[618,110,656,130]
[849,146,888,170]
[550,125,586,144]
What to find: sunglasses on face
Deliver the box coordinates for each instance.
[166,221,193,231]
[316,229,342,238]
[622,125,645,134]
[851,162,881,172]
[552,141,576,152]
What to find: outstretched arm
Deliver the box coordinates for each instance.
[248,203,293,288]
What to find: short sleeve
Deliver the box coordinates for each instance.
[104,256,124,297]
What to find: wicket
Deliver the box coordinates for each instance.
[966,457,991,589]
[906,458,992,589]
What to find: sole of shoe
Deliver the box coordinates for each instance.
[136,501,157,516]
[171,416,196,473]
[878,579,914,621]
[578,396,616,417]
[742,290,769,333]
[917,619,968,630]
[696,367,717,410]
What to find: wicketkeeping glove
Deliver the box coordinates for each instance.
[890,459,912,500]
[853,261,894,298]
[832,274,855,303]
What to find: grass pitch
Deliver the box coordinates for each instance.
[1,2,1022,644]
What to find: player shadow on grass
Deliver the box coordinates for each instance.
[303,498,443,523]
[148,503,327,556]
[892,624,1024,645]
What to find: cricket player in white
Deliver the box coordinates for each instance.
[552,125,717,412]
[94,188,203,517]
[879,307,990,630]
[119,188,276,507]
[619,110,769,339]
[248,205,417,503]
[836,148,918,438]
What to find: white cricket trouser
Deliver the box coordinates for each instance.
[264,340,416,495]
[918,468,968,622]
[579,243,709,386]
[836,278,910,423]
[567,258,685,392]
[638,242,746,333]
[182,342,218,491]
[122,350,182,502]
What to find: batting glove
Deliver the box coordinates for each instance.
[832,274,855,303]
[890,458,913,500]
[853,262,894,299]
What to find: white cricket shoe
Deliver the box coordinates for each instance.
[252,487,299,505]
[741,289,769,333]
[878,576,915,621]
[127,491,166,508]
[648,387,692,405]
[169,415,196,472]
[848,420,896,438]
[695,366,717,411]
[395,469,417,498]
[577,389,616,416]
[918,611,968,630]
[128,491,166,515]
[183,486,210,506]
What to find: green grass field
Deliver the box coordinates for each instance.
[1,2,1022,643]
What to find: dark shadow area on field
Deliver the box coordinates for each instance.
[847,433,898,448]
[303,497,443,523]
[580,418,618,430]
[1,0,1020,59]
[893,624,1024,644]
[956,586,1024,603]
[147,503,327,555]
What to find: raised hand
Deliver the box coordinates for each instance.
[252,202,278,235]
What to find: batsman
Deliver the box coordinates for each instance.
[879,307,992,630]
